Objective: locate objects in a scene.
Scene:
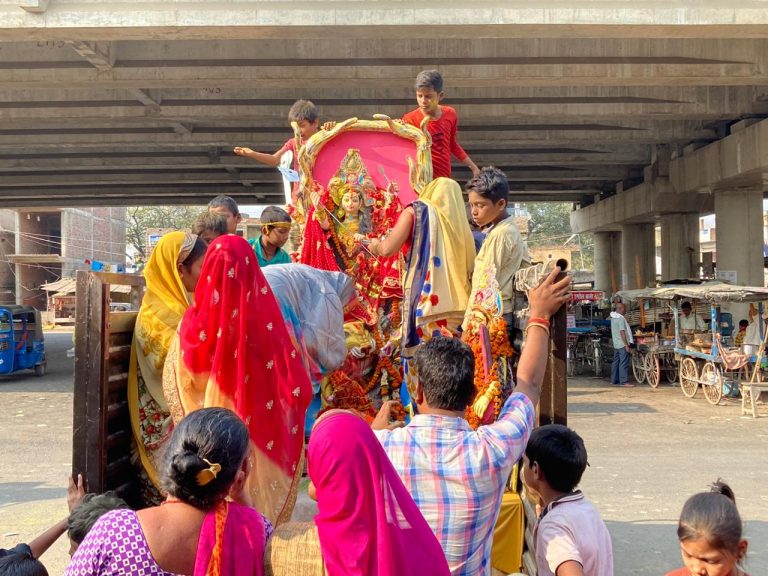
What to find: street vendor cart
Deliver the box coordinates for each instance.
[616,287,677,388]
[634,282,768,405]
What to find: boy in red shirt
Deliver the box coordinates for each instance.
[402,70,479,180]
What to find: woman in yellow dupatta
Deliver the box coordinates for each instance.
[128,231,207,501]
[368,177,476,404]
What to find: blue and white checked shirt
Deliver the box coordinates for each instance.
[375,392,535,576]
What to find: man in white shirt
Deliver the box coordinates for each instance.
[679,301,706,332]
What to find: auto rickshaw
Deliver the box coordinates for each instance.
[0,305,46,377]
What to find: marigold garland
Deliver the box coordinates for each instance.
[465,316,514,430]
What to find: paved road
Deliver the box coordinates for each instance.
[1,334,767,575]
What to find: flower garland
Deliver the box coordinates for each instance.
[465,316,513,430]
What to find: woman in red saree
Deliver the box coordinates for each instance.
[164,234,312,526]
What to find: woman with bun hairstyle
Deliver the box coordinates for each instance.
[666,479,749,576]
[66,407,270,576]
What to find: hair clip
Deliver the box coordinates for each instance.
[196,458,222,486]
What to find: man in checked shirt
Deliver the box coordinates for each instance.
[373,267,571,575]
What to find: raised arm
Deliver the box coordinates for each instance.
[233,146,285,167]
[369,207,415,258]
[514,268,572,407]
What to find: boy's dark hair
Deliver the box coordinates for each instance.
[525,424,588,493]
[415,69,443,93]
[67,491,129,545]
[288,99,319,124]
[678,479,744,558]
[0,554,48,576]
[207,195,240,217]
[260,206,292,231]
[413,336,475,411]
[739,319,749,328]
[465,166,509,205]
[192,212,228,239]
[162,407,250,510]
[682,301,692,311]
[180,237,208,269]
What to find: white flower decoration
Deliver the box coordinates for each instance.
[266,400,274,410]
[227,267,235,279]
[266,322,273,331]
[212,289,220,305]
[292,387,301,397]
[266,360,274,370]
[266,440,274,451]
[290,349,296,359]
[206,275,211,284]
[246,291,251,302]
[245,415,252,425]
[199,330,207,342]
[216,328,222,338]
[232,308,239,319]
[244,374,250,384]
[291,425,298,435]
[261,286,268,295]
[291,463,297,473]
[233,349,238,359]
[245,256,250,265]
[215,243,222,250]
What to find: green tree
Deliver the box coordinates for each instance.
[126,205,203,265]
[521,202,594,271]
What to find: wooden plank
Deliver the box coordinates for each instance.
[108,311,138,335]
[539,268,568,426]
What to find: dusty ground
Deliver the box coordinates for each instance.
[1,333,767,575]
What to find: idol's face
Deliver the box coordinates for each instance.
[341,190,362,216]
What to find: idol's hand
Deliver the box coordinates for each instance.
[353,233,367,243]
[387,180,399,195]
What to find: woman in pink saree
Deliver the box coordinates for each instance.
[67,407,269,576]
[307,411,450,576]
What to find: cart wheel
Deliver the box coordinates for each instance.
[567,346,576,378]
[645,353,661,388]
[34,363,45,377]
[679,357,699,398]
[701,362,723,405]
[632,352,646,384]
[593,343,602,378]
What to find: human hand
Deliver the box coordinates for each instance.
[233,146,254,157]
[470,164,481,177]
[67,473,86,512]
[625,345,631,353]
[527,267,571,320]
[321,121,337,131]
[387,180,399,195]
[371,401,405,431]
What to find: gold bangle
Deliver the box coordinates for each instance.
[524,322,550,338]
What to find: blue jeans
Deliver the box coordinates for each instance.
[611,347,630,384]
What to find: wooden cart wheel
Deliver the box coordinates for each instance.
[645,353,661,388]
[679,357,699,398]
[632,351,646,384]
[701,361,723,405]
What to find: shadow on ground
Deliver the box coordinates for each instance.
[0,482,65,508]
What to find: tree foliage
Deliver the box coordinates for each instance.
[521,202,594,271]
[126,205,203,264]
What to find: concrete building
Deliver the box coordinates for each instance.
[0,208,126,307]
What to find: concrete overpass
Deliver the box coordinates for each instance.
[3,1,768,211]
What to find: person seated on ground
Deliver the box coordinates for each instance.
[250,206,292,267]
[207,195,242,234]
[372,267,571,576]
[522,425,613,576]
[0,552,48,576]
[665,480,749,576]
[301,410,450,576]
[679,301,706,332]
[66,492,128,556]
[128,231,207,504]
[67,407,271,576]
[191,212,228,245]
[0,475,84,570]
[163,234,312,526]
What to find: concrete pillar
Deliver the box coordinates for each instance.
[620,224,656,290]
[660,213,700,281]
[715,189,764,287]
[593,231,622,295]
